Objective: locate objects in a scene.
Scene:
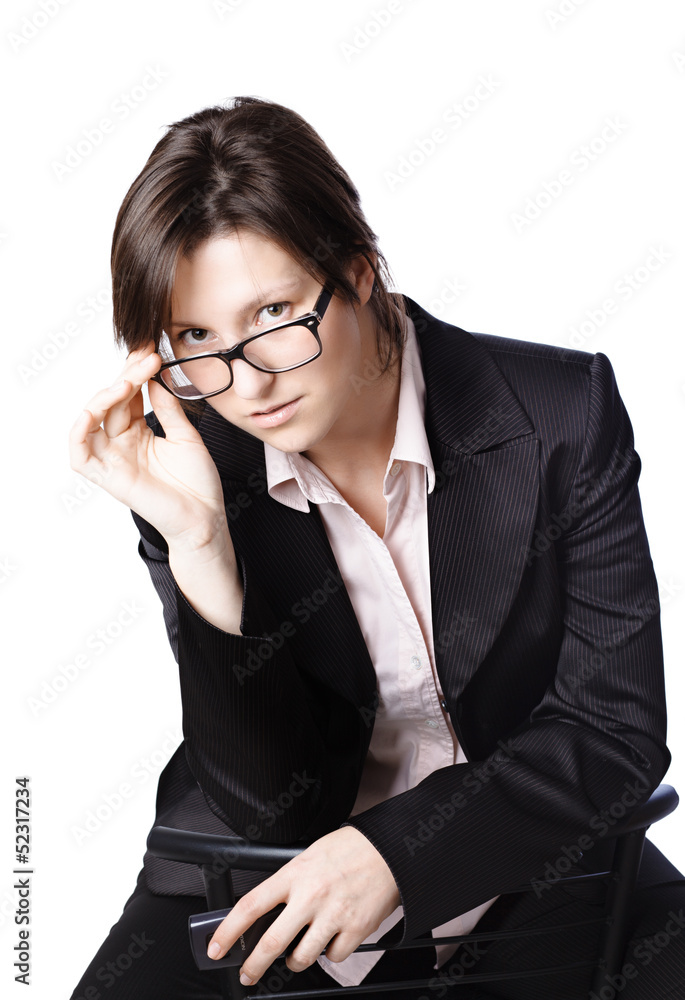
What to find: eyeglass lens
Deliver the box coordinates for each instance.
[158,323,320,399]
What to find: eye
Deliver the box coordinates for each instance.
[257,302,288,325]
[178,329,214,350]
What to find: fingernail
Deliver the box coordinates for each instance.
[109,379,125,391]
[240,972,255,986]
[207,941,221,959]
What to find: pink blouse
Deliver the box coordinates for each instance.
[263,316,497,987]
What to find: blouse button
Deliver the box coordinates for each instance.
[411,656,421,670]
[426,719,439,729]
[440,698,448,711]
[390,462,402,477]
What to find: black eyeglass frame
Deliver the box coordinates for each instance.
[151,285,334,401]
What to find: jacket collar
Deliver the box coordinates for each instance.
[404,296,535,453]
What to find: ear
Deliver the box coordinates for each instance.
[347,251,377,308]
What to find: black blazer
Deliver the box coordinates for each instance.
[132,297,669,947]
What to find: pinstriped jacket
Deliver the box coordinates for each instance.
[132,296,669,947]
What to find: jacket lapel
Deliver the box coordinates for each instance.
[406,299,540,712]
[196,402,379,712]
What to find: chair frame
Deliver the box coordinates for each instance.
[147,783,678,999]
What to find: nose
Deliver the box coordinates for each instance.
[229,359,276,399]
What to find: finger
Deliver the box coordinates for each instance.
[111,346,159,397]
[312,928,362,965]
[68,408,113,482]
[147,375,203,443]
[283,921,338,975]
[103,352,160,438]
[124,341,158,365]
[234,908,316,986]
[69,378,140,483]
[206,891,278,960]
[206,883,294,968]
[68,409,95,471]
[76,349,157,445]
[77,380,133,440]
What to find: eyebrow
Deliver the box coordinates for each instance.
[168,278,304,329]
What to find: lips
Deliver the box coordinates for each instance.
[248,397,302,429]
[251,400,295,416]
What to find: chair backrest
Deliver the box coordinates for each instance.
[148,783,678,999]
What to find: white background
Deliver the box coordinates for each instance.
[2,1,684,996]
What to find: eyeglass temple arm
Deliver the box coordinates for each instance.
[314,286,334,320]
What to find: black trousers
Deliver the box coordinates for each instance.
[69,839,685,1000]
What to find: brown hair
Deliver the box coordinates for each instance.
[111,96,406,407]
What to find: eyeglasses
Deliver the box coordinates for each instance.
[151,285,334,401]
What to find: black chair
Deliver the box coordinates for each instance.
[147,784,678,999]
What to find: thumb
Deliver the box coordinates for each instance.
[148,378,204,444]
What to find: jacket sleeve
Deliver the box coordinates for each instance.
[341,351,670,944]
[132,513,357,844]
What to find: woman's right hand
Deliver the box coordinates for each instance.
[68,342,231,554]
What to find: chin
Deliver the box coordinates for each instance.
[230,418,305,452]
[263,417,333,456]
[263,430,318,455]
[228,401,333,456]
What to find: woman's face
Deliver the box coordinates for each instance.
[167,232,379,456]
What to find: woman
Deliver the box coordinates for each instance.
[68,97,682,999]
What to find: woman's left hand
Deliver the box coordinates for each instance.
[206,826,401,985]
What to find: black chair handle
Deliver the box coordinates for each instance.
[147,827,305,869]
[147,784,678,871]
[608,782,678,835]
